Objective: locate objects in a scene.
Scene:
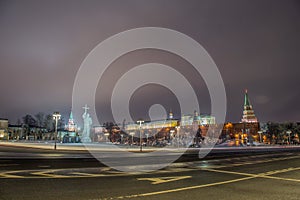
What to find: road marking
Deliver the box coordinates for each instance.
[111,176,255,199]
[106,166,300,199]
[0,170,25,178]
[203,168,255,177]
[197,155,300,169]
[204,167,300,176]
[259,175,300,183]
[72,172,106,177]
[31,169,69,178]
[137,176,191,185]
[202,167,300,183]
[0,154,299,179]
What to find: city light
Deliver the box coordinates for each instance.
[52,111,61,150]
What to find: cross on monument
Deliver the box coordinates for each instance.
[83,104,89,114]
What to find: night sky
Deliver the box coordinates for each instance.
[0,0,299,124]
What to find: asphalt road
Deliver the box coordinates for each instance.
[0,146,300,200]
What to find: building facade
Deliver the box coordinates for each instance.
[181,110,216,126]
[0,118,8,140]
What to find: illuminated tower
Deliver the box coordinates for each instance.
[241,89,258,123]
[168,109,173,120]
[67,112,76,132]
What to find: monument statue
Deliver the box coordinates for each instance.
[81,104,92,143]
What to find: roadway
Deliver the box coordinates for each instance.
[0,145,300,200]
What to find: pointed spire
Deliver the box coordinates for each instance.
[69,111,73,120]
[67,111,76,132]
[244,89,250,107]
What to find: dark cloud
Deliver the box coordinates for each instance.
[0,0,299,123]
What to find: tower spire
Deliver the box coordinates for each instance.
[241,89,258,123]
[69,111,73,120]
[244,89,250,107]
[67,111,76,132]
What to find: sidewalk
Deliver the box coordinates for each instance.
[0,141,175,152]
[1,140,299,152]
[1,141,300,160]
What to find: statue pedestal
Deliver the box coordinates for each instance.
[81,136,91,143]
[82,105,93,143]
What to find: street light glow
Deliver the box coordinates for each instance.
[52,111,61,150]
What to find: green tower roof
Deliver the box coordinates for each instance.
[69,111,73,120]
[244,89,251,106]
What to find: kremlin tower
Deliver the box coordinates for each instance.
[168,109,173,120]
[241,89,258,123]
[66,112,76,132]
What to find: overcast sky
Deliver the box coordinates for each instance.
[0,0,299,124]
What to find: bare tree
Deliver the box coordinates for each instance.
[22,114,37,136]
[35,112,45,127]
[44,114,54,132]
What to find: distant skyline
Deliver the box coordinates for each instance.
[0,0,299,124]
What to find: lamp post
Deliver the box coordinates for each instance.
[170,130,175,147]
[258,131,262,143]
[52,112,61,150]
[286,130,292,145]
[130,132,135,146]
[137,120,144,152]
[176,126,180,149]
[145,133,149,146]
[120,134,124,144]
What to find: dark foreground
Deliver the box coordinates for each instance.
[0,146,299,200]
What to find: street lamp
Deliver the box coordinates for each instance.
[129,132,135,146]
[170,130,175,147]
[145,133,149,146]
[286,130,292,145]
[52,112,61,150]
[120,134,124,144]
[176,126,180,149]
[258,131,263,143]
[137,120,144,152]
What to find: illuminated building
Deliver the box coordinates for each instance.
[220,90,260,144]
[0,118,8,140]
[125,110,177,132]
[181,110,216,126]
[241,89,258,123]
[66,112,76,132]
[125,110,215,132]
[60,111,79,143]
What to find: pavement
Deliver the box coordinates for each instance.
[0,151,299,200]
[1,140,300,154]
[0,143,300,200]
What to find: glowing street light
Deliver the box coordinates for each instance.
[137,120,144,152]
[52,112,61,150]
